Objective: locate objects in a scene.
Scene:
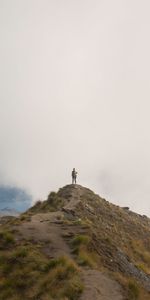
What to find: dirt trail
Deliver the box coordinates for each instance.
[18,211,70,257]
[18,212,124,300]
[17,189,124,300]
[80,269,124,300]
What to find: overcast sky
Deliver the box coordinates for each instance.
[0,0,150,216]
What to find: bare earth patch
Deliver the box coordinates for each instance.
[80,269,124,300]
[18,212,71,258]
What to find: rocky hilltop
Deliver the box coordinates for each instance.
[0,184,150,300]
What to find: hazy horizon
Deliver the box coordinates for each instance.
[1,0,150,216]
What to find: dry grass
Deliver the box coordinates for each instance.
[0,229,83,300]
[36,256,83,300]
[113,272,150,300]
[70,234,98,268]
[1,184,150,299]
[127,279,140,300]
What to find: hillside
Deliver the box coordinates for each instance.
[0,184,150,300]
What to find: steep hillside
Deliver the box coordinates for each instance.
[0,184,150,300]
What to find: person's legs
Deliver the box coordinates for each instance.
[72,177,77,184]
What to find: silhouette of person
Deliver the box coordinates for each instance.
[72,168,77,184]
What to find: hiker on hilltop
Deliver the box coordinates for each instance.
[72,168,77,184]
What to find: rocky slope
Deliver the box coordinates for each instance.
[0,184,150,300]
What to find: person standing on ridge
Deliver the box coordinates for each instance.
[72,168,78,184]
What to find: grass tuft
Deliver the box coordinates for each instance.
[128,280,140,300]
[0,230,15,248]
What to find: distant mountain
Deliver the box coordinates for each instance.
[0,207,20,217]
[0,186,32,213]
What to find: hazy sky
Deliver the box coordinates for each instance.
[0,0,150,216]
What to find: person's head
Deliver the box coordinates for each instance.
[73,168,75,171]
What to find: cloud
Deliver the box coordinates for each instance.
[0,186,32,212]
[0,0,150,216]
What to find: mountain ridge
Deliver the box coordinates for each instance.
[0,184,150,299]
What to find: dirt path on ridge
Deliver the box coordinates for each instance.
[18,211,71,258]
[17,207,124,300]
[80,269,124,300]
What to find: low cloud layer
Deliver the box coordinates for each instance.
[0,0,150,216]
[0,186,32,212]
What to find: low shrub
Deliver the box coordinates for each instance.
[38,256,83,299]
[77,249,96,267]
[71,235,90,247]
[128,280,140,300]
[71,235,90,254]
[44,256,78,273]
[70,235,96,267]
[0,230,15,247]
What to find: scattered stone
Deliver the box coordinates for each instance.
[122,207,130,210]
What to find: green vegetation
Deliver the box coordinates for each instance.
[39,256,83,300]
[28,191,65,214]
[71,235,90,248]
[0,230,15,248]
[43,256,76,272]
[128,280,140,300]
[0,226,83,300]
[46,191,65,211]
[62,217,91,228]
[114,273,141,300]
[70,235,97,267]
[77,249,97,267]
